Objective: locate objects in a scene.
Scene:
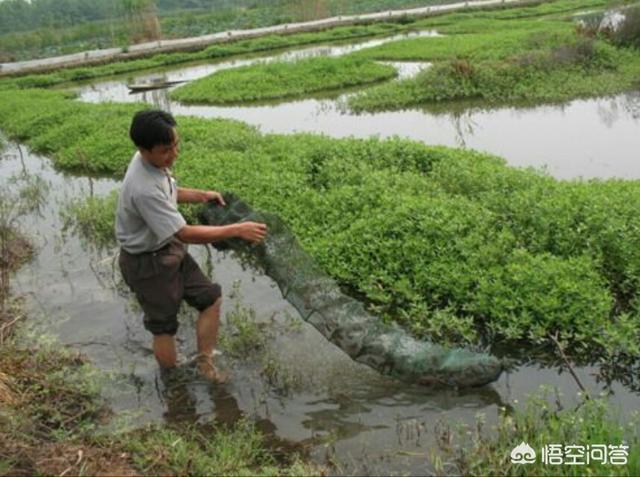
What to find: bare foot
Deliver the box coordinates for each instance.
[196,354,230,384]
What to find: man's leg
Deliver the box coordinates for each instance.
[153,334,177,368]
[195,297,229,382]
[196,297,221,357]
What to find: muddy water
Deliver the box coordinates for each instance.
[2,139,639,475]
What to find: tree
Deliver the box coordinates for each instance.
[285,0,330,22]
[120,0,161,43]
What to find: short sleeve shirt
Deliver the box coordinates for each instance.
[116,151,186,254]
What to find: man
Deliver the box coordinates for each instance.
[116,110,267,383]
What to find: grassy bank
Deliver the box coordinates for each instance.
[435,388,639,476]
[4,89,640,369]
[170,56,397,104]
[347,0,640,111]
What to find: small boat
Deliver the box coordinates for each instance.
[127,79,186,93]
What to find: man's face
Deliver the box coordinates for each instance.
[144,128,180,169]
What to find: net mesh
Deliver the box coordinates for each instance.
[200,194,503,387]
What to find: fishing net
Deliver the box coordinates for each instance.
[200,193,503,387]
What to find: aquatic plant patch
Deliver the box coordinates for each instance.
[353,24,572,62]
[1,89,640,367]
[347,0,640,111]
[348,39,639,110]
[170,56,397,104]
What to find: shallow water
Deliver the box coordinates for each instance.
[2,141,639,475]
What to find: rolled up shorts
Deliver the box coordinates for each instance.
[118,240,222,335]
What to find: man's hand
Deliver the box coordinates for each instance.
[202,191,226,206]
[237,221,267,243]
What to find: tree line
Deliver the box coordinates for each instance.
[0,0,255,36]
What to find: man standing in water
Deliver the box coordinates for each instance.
[116,110,267,382]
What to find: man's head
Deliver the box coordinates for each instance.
[130,110,180,169]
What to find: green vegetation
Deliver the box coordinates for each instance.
[219,283,268,358]
[5,0,640,472]
[62,191,119,250]
[603,4,640,49]
[347,0,640,111]
[3,89,640,369]
[436,388,640,476]
[115,421,316,476]
[171,56,397,104]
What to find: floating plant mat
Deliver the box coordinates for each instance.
[200,194,503,388]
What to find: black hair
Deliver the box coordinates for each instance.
[129,110,177,151]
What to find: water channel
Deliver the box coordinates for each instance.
[3,28,640,475]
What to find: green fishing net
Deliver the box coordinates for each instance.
[200,193,503,387]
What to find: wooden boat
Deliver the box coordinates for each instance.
[127,79,186,93]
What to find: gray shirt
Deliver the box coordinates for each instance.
[115,151,186,254]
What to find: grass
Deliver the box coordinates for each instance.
[4,89,640,370]
[346,0,640,111]
[61,191,119,250]
[219,283,269,358]
[170,56,397,104]
[353,23,572,62]
[110,421,316,476]
[434,387,640,476]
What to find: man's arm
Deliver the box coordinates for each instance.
[176,222,267,244]
[177,187,225,205]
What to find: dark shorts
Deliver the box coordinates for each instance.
[118,240,222,336]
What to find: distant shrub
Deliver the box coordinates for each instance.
[608,6,640,49]
[550,38,596,66]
